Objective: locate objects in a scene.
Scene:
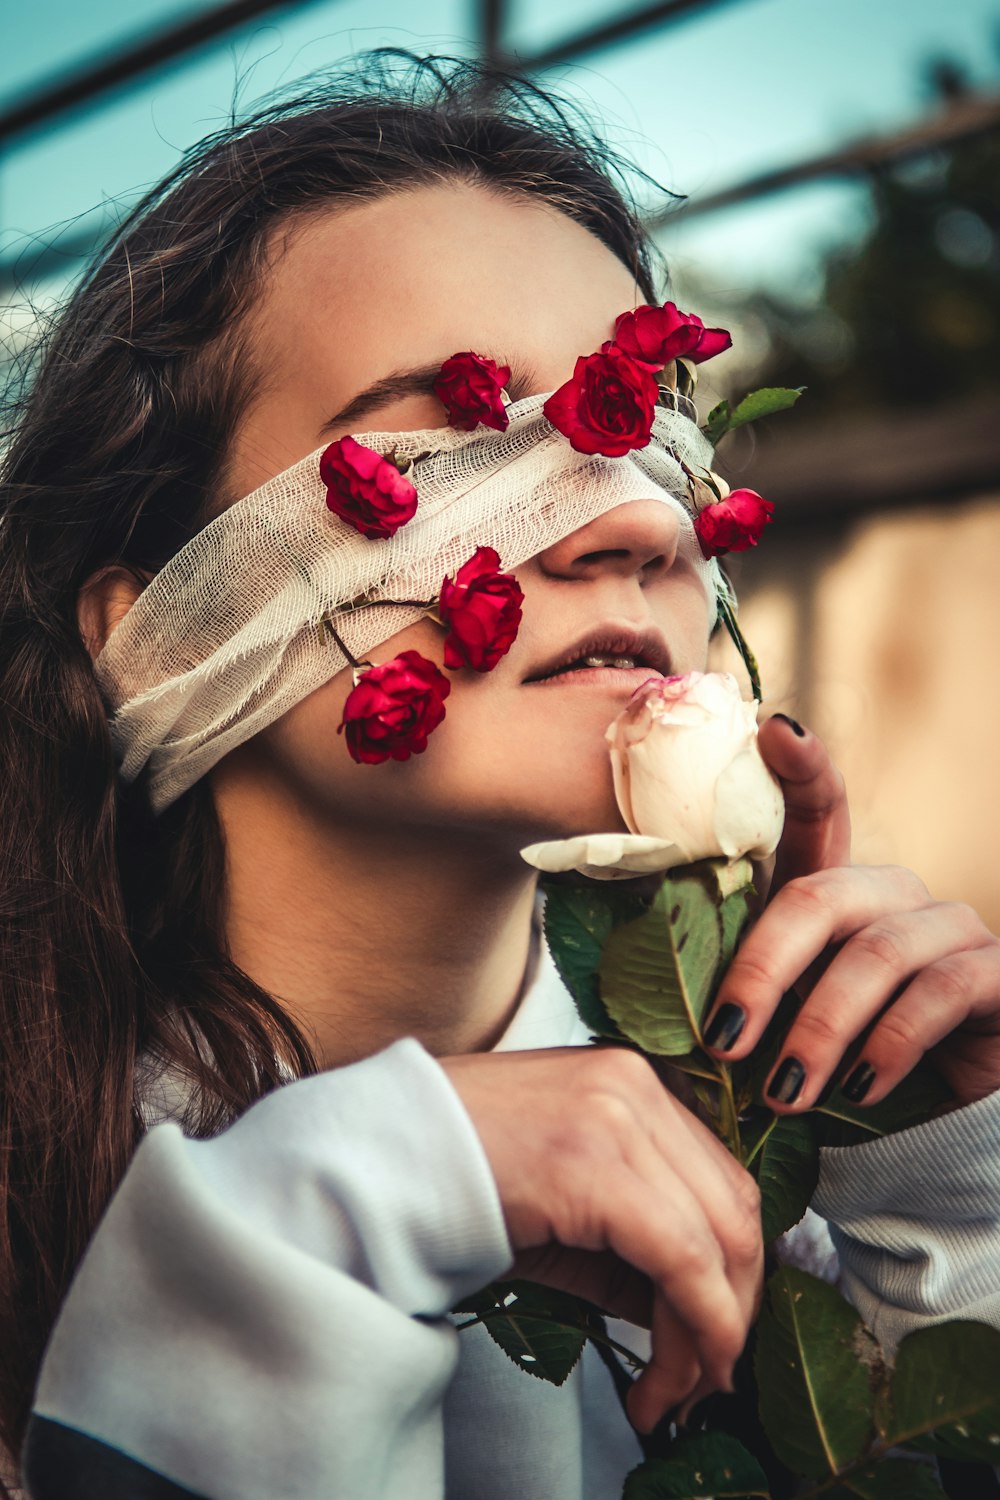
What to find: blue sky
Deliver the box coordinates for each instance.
[2,0,999,300]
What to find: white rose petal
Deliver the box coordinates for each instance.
[606,672,784,864]
[713,744,785,859]
[520,671,785,880]
[520,833,688,881]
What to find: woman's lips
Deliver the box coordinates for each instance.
[524,665,666,691]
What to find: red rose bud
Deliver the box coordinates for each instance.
[438,546,524,672]
[320,435,418,540]
[613,302,733,371]
[434,351,511,432]
[694,489,775,558]
[543,345,657,458]
[338,650,450,764]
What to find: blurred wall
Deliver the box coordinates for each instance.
[711,491,1000,928]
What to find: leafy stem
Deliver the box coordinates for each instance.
[742,1113,779,1170]
[716,1060,743,1161]
[792,1439,904,1499]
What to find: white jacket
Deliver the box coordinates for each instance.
[21,913,1000,1498]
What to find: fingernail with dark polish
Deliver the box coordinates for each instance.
[842,1062,876,1103]
[703,1003,746,1052]
[773,713,806,738]
[767,1056,806,1105]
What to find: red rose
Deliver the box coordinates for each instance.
[338,650,450,764]
[438,546,524,672]
[694,489,774,557]
[613,303,732,371]
[543,344,658,457]
[320,435,418,540]
[434,351,511,432]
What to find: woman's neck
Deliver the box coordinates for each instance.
[211,759,539,1070]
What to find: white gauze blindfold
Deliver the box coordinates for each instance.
[94,392,727,815]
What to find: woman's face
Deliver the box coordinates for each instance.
[219,181,712,852]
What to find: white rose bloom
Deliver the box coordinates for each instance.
[521,671,784,879]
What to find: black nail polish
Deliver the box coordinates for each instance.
[767,1056,806,1105]
[842,1062,876,1103]
[772,713,806,738]
[703,1003,746,1052]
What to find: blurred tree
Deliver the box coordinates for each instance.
[755,53,1000,413]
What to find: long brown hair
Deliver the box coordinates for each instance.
[0,50,662,1471]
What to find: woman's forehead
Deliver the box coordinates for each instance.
[256,180,641,392]
[229,180,642,504]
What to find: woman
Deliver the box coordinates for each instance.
[2,54,998,1500]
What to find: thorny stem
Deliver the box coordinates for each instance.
[318,616,373,683]
[336,594,436,614]
[317,600,442,678]
[717,595,763,703]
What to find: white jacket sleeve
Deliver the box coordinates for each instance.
[811,1087,1000,1353]
[25,1039,513,1500]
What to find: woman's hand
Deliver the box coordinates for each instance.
[440,1045,763,1432]
[703,715,1000,1111]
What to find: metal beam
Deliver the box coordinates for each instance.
[481,0,506,69]
[650,89,1000,227]
[0,0,331,144]
[512,0,744,70]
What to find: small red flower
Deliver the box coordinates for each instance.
[543,344,658,458]
[613,302,732,371]
[320,436,418,540]
[434,351,511,432]
[694,489,774,557]
[438,546,524,672]
[338,650,450,764]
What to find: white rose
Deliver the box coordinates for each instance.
[521,671,784,880]
[609,671,784,861]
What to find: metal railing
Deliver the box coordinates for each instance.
[1,0,998,292]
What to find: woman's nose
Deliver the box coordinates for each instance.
[535,499,682,582]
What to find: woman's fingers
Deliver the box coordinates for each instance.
[628,1300,700,1434]
[703,862,1000,1110]
[596,1130,749,1397]
[442,1046,761,1429]
[851,942,1000,1107]
[758,714,851,891]
[706,866,933,1057]
[645,1096,763,1330]
[755,902,991,1111]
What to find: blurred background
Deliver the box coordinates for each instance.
[3,0,999,921]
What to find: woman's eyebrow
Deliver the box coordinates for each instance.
[321,356,536,432]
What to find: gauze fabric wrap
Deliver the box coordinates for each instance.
[94,393,727,815]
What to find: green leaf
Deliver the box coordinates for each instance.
[726,386,805,430]
[702,398,733,444]
[878,1321,1000,1464]
[542,883,647,1037]
[471,1280,590,1386]
[813,1063,954,1147]
[719,885,754,966]
[598,875,722,1053]
[824,1459,944,1499]
[754,1115,819,1243]
[755,1267,879,1478]
[623,1433,770,1498]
